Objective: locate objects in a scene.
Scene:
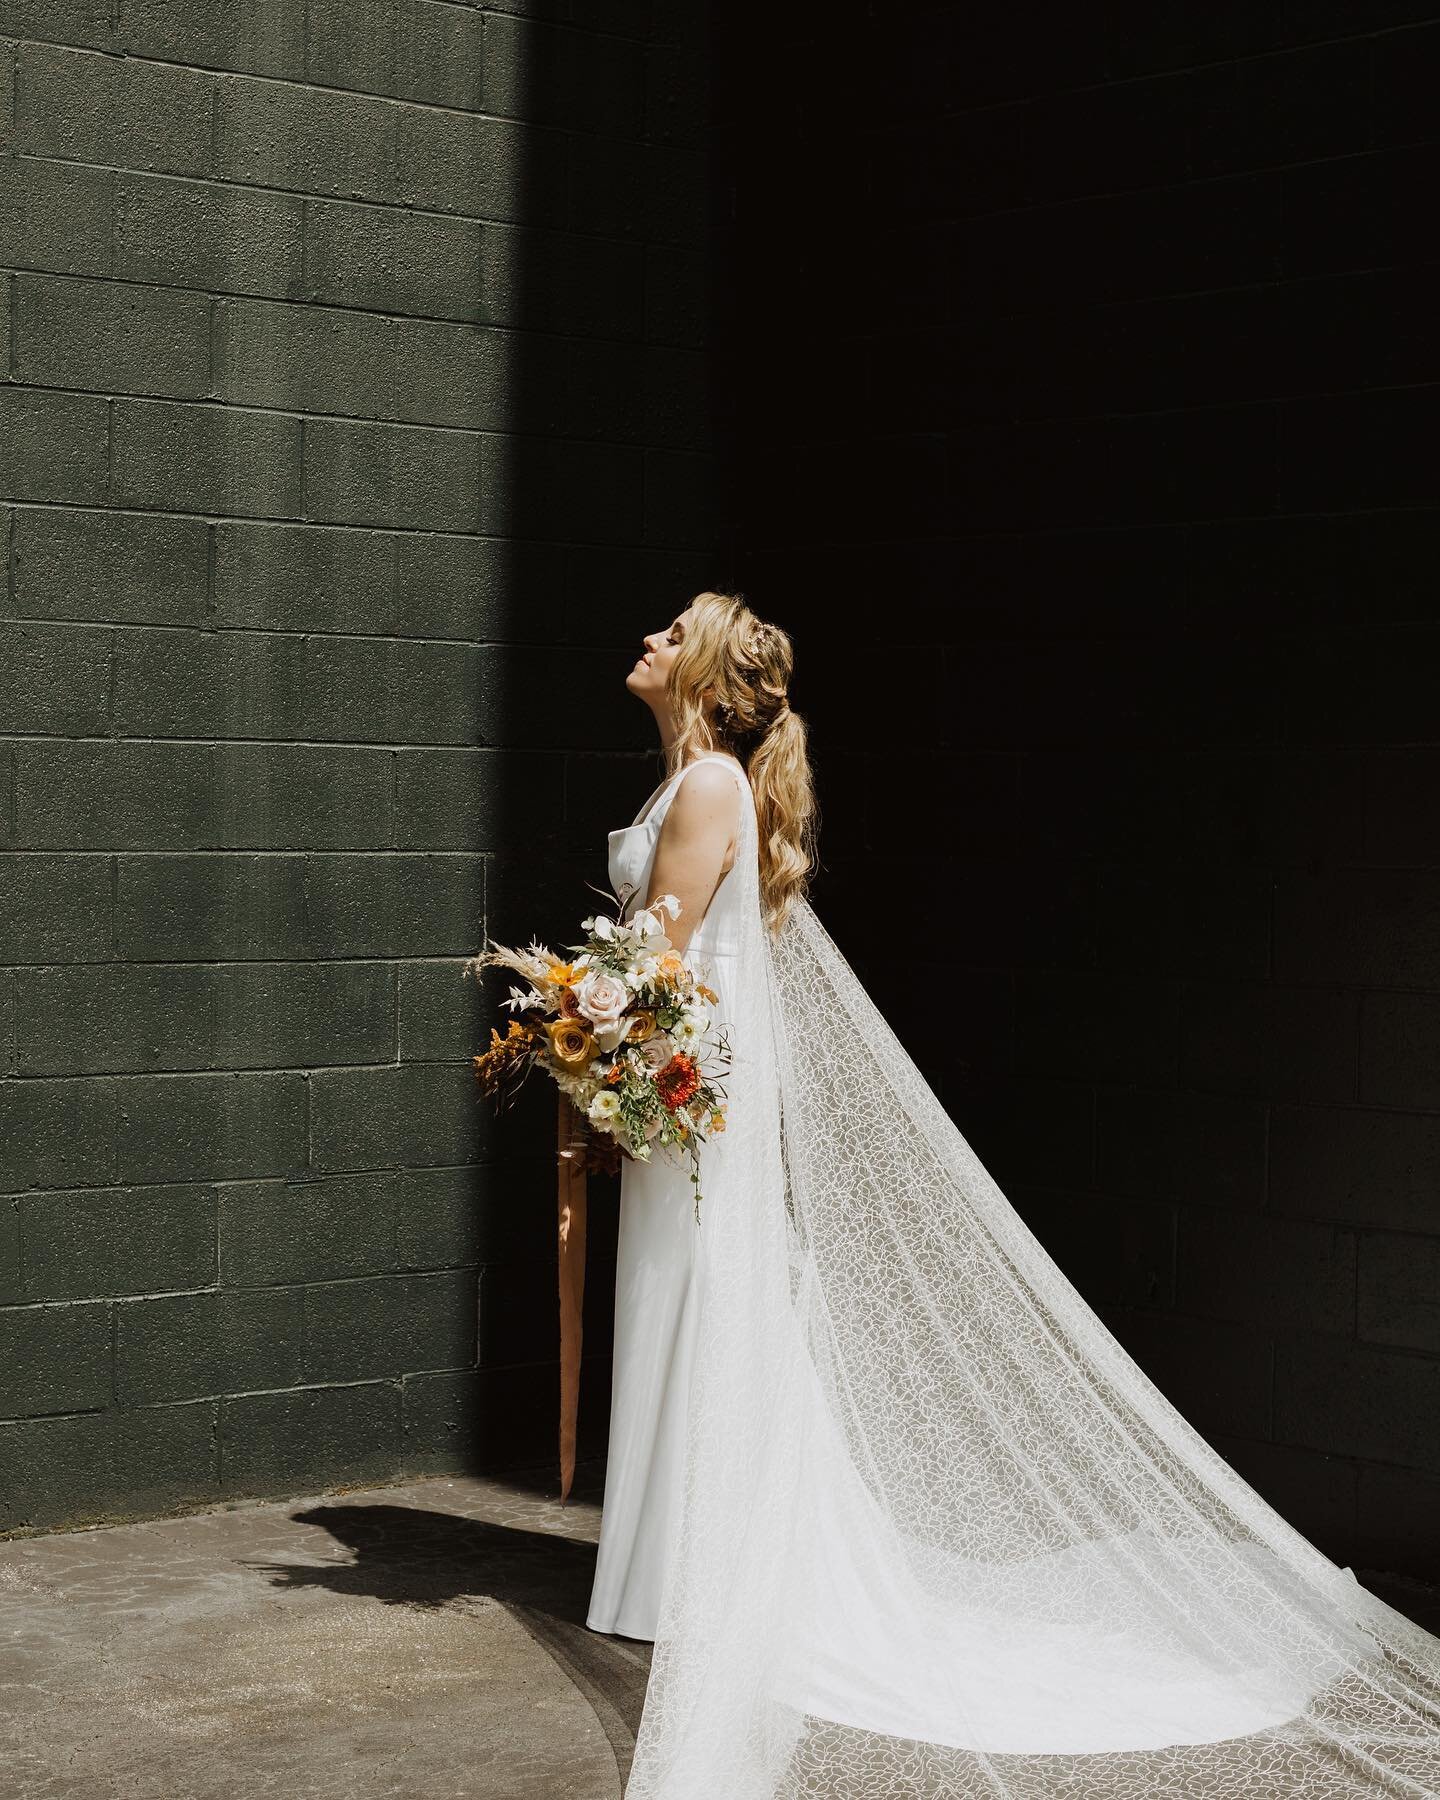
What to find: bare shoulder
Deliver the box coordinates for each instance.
[677,759,743,800]
[667,759,743,829]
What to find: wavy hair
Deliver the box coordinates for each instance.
[664,591,818,935]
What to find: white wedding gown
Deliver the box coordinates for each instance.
[587,753,746,1639]
[587,754,1440,1797]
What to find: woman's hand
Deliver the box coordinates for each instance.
[645,762,739,955]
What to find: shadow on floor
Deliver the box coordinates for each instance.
[0,1464,648,1800]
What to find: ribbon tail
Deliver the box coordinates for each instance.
[556,1091,588,1505]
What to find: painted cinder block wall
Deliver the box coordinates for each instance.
[716,6,1440,1589]
[0,1,718,1530]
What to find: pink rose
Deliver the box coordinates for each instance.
[640,1031,674,1072]
[575,969,627,1029]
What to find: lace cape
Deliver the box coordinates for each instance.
[623,766,1440,1799]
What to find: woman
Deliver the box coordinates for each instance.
[586,593,812,1643]
[588,591,1440,1798]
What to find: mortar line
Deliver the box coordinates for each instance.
[9,119,1431,247]
[4,371,712,455]
[17,37,659,129]
[0,492,724,550]
[8,146,687,255]
[4,146,703,251]
[0,493,745,547]
[12,362,1437,453]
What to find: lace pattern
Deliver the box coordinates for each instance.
[620,762,1440,1798]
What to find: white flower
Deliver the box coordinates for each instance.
[588,1089,621,1124]
[628,906,672,948]
[671,1016,703,1052]
[593,1017,631,1053]
[653,893,681,919]
[552,1068,590,1102]
[574,969,627,1028]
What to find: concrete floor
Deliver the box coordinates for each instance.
[0,1458,647,1800]
[4,1462,1438,1800]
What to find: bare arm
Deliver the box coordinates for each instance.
[645,763,739,955]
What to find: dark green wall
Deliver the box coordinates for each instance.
[717,2,1440,1591]
[0,1,717,1530]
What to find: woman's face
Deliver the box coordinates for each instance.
[626,605,693,707]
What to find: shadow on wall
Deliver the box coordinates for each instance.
[472,3,725,1483]
[707,0,1440,1593]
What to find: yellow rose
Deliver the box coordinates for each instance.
[626,1009,657,1044]
[545,1017,595,1068]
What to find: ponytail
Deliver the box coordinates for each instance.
[745,704,818,935]
[664,591,820,934]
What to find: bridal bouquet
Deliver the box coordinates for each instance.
[466,891,732,1219]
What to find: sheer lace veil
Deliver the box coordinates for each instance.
[623,769,1440,1799]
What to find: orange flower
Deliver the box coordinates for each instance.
[546,961,582,986]
[626,1009,657,1043]
[654,1052,700,1111]
[696,983,718,1004]
[472,1019,535,1092]
[605,1062,625,1086]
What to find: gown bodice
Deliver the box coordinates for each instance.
[607,753,750,964]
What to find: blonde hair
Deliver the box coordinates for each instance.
[665,591,818,935]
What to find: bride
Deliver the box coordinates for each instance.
[583,590,1440,1797]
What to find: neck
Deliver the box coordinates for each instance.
[654,704,729,765]
[653,699,680,756]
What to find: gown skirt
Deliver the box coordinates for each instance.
[586,753,744,1641]
[584,1145,707,1639]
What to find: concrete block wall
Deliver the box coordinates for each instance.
[717,6,1440,1585]
[0,1,718,1530]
